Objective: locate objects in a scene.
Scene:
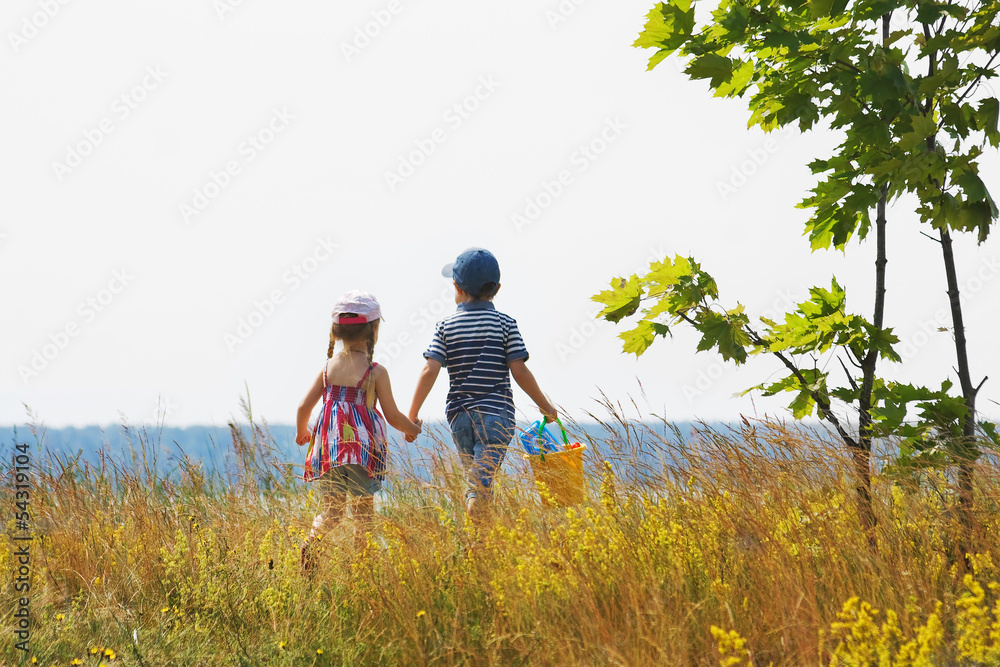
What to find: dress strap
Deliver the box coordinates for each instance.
[322,362,329,389]
[356,363,378,388]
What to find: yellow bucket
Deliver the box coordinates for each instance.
[524,444,587,508]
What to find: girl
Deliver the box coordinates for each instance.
[296,291,420,567]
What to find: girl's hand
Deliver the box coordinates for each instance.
[296,429,313,446]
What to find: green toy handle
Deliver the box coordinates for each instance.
[538,417,570,448]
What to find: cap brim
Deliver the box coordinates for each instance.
[441,262,455,279]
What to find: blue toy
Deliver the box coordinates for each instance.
[518,419,563,456]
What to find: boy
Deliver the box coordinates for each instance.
[407,248,558,518]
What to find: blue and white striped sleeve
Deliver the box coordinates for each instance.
[505,318,529,364]
[424,320,448,366]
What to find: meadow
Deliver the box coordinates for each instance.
[3,404,1000,666]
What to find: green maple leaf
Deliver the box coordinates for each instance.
[953,167,999,220]
[594,275,643,323]
[686,53,735,88]
[977,98,999,147]
[899,113,939,151]
[697,310,749,363]
[620,320,669,357]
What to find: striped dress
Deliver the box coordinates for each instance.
[303,363,387,482]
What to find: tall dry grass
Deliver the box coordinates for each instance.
[3,404,1000,666]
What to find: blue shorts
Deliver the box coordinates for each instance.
[449,410,514,500]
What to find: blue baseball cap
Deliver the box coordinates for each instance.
[442,248,501,297]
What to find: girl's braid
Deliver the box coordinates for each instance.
[364,323,377,408]
[327,324,337,359]
[366,324,375,366]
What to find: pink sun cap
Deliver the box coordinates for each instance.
[331,291,382,324]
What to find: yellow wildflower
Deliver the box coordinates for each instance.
[317,648,324,655]
[416,610,426,618]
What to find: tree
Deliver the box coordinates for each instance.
[595,0,1000,538]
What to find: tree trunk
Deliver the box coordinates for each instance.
[920,13,981,557]
[848,13,894,550]
[853,180,889,549]
[938,226,979,548]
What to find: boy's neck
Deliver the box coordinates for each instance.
[459,299,495,310]
[455,292,493,306]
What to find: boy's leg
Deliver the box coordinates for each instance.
[463,411,514,518]
[449,411,477,498]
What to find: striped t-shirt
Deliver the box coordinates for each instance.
[424,300,529,424]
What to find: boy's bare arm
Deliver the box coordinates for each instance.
[509,359,558,422]
[408,359,442,421]
[372,366,421,436]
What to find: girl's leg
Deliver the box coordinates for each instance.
[353,495,375,550]
[302,485,347,571]
[310,492,348,540]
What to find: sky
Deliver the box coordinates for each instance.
[2,0,998,430]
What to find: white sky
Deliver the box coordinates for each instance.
[2,0,998,429]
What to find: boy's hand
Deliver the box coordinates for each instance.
[295,430,312,446]
[404,418,421,443]
[541,406,559,423]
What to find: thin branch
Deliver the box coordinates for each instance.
[744,326,861,449]
[844,346,864,368]
[922,22,937,115]
[953,49,1000,107]
[839,357,860,392]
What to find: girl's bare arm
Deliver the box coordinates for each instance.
[296,371,325,444]
[373,365,422,436]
